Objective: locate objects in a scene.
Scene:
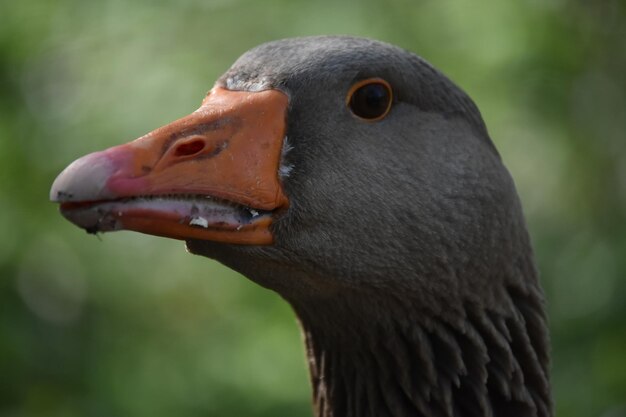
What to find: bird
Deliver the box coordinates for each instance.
[50,36,552,417]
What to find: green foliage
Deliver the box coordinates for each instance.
[1,0,624,416]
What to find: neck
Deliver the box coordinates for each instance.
[291,282,552,417]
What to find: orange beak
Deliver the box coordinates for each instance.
[50,87,289,245]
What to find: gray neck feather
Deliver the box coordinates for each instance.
[292,282,551,417]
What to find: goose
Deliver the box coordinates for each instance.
[50,36,552,417]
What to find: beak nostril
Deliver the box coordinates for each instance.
[174,139,206,157]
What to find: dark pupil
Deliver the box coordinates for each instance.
[350,83,390,119]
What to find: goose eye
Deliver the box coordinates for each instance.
[347,78,393,121]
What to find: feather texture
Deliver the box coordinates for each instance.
[296,284,551,417]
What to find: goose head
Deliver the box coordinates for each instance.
[51,36,552,417]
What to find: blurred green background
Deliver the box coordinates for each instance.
[1,0,625,416]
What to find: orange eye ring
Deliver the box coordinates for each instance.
[346,78,393,122]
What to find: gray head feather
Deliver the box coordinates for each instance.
[189,36,551,417]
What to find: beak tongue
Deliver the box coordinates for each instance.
[50,87,289,245]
